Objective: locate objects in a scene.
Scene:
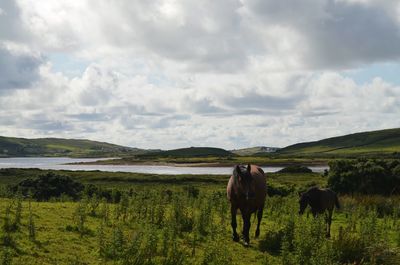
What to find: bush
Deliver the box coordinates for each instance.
[278,166,312,174]
[14,172,84,201]
[328,159,400,195]
[267,183,294,197]
[259,227,285,254]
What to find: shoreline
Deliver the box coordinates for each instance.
[67,160,329,168]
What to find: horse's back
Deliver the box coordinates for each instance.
[309,187,337,211]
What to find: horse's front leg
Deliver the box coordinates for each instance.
[255,206,263,238]
[241,210,251,246]
[326,209,333,238]
[230,204,239,242]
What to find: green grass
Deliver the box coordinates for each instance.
[0,168,399,264]
[1,191,399,264]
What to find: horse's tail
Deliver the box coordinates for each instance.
[334,194,340,210]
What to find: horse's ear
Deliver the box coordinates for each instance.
[235,165,241,174]
[247,164,251,172]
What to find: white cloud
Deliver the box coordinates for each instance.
[0,0,399,149]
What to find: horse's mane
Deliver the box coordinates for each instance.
[306,186,320,193]
[233,165,249,185]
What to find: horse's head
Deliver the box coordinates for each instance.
[233,164,256,200]
[298,192,309,215]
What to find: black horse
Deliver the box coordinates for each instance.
[227,164,267,246]
[299,187,340,237]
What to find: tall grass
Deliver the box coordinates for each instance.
[0,185,399,264]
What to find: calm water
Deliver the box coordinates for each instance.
[0,157,328,175]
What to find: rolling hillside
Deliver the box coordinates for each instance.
[137,147,234,158]
[231,146,280,156]
[278,128,400,157]
[0,136,147,157]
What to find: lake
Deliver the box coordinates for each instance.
[0,157,328,175]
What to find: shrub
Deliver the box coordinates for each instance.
[278,166,312,174]
[332,227,365,264]
[267,183,294,197]
[259,227,286,254]
[328,159,400,195]
[14,172,84,201]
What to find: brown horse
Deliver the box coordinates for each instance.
[227,164,267,246]
[298,187,340,237]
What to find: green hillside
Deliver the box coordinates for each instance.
[138,146,234,158]
[231,146,280,156]
[0,136,146,157]
[278,128,400,157]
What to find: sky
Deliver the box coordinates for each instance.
[0,0,400,150]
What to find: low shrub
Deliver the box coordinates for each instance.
[14,172,84,201]
[259,227,286,254]
[278,166,313,174]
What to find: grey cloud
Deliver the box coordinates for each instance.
[91,0,400,71]
[0,0,30,41]
[0,46,43,89]
[93,0,252,73]
[119,113,190,130]
[302,110,340,117]
[246,0,400,69]
[21,118,74,132]
[67,113,112,122]
[182,96,226,114]
[223,91,303,110]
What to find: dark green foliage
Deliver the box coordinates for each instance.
[2,205,13,246]
[267,182,295,197]
[259,227,285,253]
[14,172,84,201]
[278,166,312,174]
[27,200,35,241]
[183,185,200,198]
[328,159,400,195]
[137,146,233,158]
[333,227,365,263]
[162,243,186,265]
[1,248,12,265]
[73,198,88,237]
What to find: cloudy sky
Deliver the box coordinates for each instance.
[1,0,400,149]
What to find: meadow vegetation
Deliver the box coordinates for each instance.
[0,159,399,264]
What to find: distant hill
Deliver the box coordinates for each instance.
[0,136,149,157]
[278,128,400,157]
[138,147,234,158]
[231,146,280,156]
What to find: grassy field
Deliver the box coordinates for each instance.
[0,168,399,264]
[0,168,326,194]
[1,189,399,264]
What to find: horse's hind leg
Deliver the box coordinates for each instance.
[231,205,239,242]
[255,207,263,238]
